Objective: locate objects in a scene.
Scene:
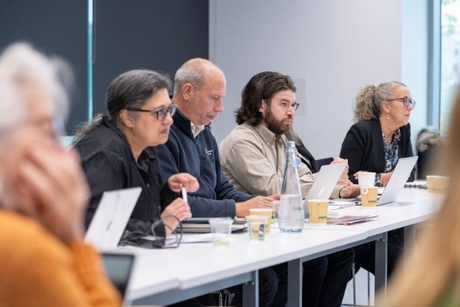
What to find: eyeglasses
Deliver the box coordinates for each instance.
[126,104,177,121]
[279,101,299,111]
[386,97,416,108]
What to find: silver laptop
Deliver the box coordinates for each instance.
[303,162,346,218]
[85,187,142,250]
[376,156,418,205]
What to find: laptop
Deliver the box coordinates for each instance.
[330,156,418,207]
[303,162,346,218]
[85,187,142,250]
[101,252,135,304]
[376,156,418,205]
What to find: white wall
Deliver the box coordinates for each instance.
[209,0,428,159]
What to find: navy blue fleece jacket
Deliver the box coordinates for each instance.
[156,109,253,218]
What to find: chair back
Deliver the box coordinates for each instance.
[315,157,334,171]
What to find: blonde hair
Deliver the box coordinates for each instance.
[353,81,406,122]
[379,87,460,306]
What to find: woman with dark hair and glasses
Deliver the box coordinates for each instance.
[339,81,416,278]
[73,69,198,239]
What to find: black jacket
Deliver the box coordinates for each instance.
[340,120,415,184]
[74,116,177,233]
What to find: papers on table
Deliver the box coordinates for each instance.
[326,215,378,225]
[326,205,378,225]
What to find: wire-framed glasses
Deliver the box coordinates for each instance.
[386,97,416,108]
[126,104,177,121]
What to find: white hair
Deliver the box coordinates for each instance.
[0,42,71,132]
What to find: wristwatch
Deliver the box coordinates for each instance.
[375,173,382,187]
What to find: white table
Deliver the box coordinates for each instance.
[285,188,442,306]
[125,188,442,307]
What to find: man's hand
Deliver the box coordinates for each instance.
[235,196,275,217]
[339,184,360,198]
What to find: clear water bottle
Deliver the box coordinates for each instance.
[278,141,305,233]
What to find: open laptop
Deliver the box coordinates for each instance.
[376,156,418,205]
[85,187,142,250]
[101,252,135,304]
[330,156,418,207]
[303,162,346,218]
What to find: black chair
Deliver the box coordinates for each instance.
[315,157,334,171]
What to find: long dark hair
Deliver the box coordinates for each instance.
[236,71,296,126]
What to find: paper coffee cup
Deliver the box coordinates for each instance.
[361,186,379,206]
[358,172,376,187]
[308,199,329,223]
[426,175,450,193]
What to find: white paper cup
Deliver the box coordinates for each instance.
[358,172,376,187]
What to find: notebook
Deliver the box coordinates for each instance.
[303,162,346,218]
[101,252,135,304]
[181,217,247,233]
[85,187,142,250]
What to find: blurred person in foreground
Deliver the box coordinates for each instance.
[378,89,460,306]
[0,43,120,306]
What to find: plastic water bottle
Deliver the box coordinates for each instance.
[278,141,305,233]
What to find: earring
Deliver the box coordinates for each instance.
[386,112,390,120]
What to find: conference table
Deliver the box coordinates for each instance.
[124,188,442,307]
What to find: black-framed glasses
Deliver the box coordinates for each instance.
[126,104,177,121]
[386,97,416,108]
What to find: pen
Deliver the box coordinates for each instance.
[181,187,188,203]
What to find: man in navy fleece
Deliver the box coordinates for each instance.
[157,58,276,218]
[156,58,280,307]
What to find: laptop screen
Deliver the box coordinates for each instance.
[85,187,142,250]
[101,253,135,298]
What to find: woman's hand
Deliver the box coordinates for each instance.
[161,198,192,236]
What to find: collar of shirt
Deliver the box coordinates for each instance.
[191,122,205,139]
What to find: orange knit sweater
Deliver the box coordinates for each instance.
[0,210,121,307]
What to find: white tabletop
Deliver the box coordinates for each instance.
[125,188,443,306]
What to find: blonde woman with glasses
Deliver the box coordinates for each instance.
[339,81,416,280]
